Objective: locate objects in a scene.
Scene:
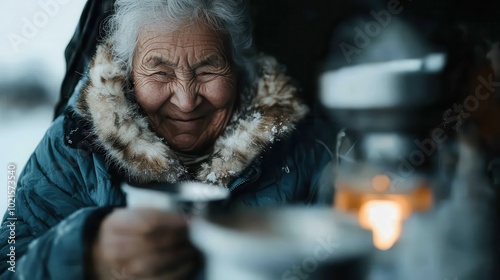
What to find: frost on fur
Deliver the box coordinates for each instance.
[75,44,308,187]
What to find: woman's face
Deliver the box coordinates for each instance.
[132,21,238,154]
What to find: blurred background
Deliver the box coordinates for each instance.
[0,1,498,279]
[1,0,499,214]
[0,1,87,212]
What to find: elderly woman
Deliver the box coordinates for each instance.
[0,0,331,279]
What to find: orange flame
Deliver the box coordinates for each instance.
[334,174,433,250]
[359,200,403,250]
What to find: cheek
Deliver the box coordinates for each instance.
[134,78,169,112]
[201,77,237,109]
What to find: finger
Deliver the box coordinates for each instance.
[138,210,188,232]
[116,226,190,254]
[99,232,189,264]
[99,234,144,265]
[125,244,200,277]
[130,260,200,280]
[98,208,192,273]
[99,221,190,266]
[150,227,190,249]
[156,258,201,280]
[109,209,188,235]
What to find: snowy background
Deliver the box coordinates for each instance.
[0,1,87,213]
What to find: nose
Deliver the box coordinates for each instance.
[169,80,202,113]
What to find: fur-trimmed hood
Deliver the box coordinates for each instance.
[73,44,308,187]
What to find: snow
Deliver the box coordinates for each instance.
[0,107,53,213]
[271,126,278,134]
[0,1,87,95]
[207,172,217,183]
[0,0,87,214]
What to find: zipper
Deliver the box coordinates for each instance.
[229,166,261,193]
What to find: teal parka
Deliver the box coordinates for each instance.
[0,44,333,279]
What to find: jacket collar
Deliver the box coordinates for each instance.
[73,43,308,186]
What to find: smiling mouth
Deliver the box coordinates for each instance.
[169,116,204,122]
[166,117,205,132]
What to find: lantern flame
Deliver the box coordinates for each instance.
[359,200,403,250]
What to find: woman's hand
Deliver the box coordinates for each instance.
[92,208,200,280]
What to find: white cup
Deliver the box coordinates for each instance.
[122,181,230,215]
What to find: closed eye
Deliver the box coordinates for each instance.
[153,71,176,79]
[198,72,214,76]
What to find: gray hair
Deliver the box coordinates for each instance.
[105,0,255,79]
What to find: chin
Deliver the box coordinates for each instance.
[165,130,218,154]
[169,137,202,154]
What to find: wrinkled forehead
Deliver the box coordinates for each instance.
[134,21,232,64]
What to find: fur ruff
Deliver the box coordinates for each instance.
[74,44,308,186]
